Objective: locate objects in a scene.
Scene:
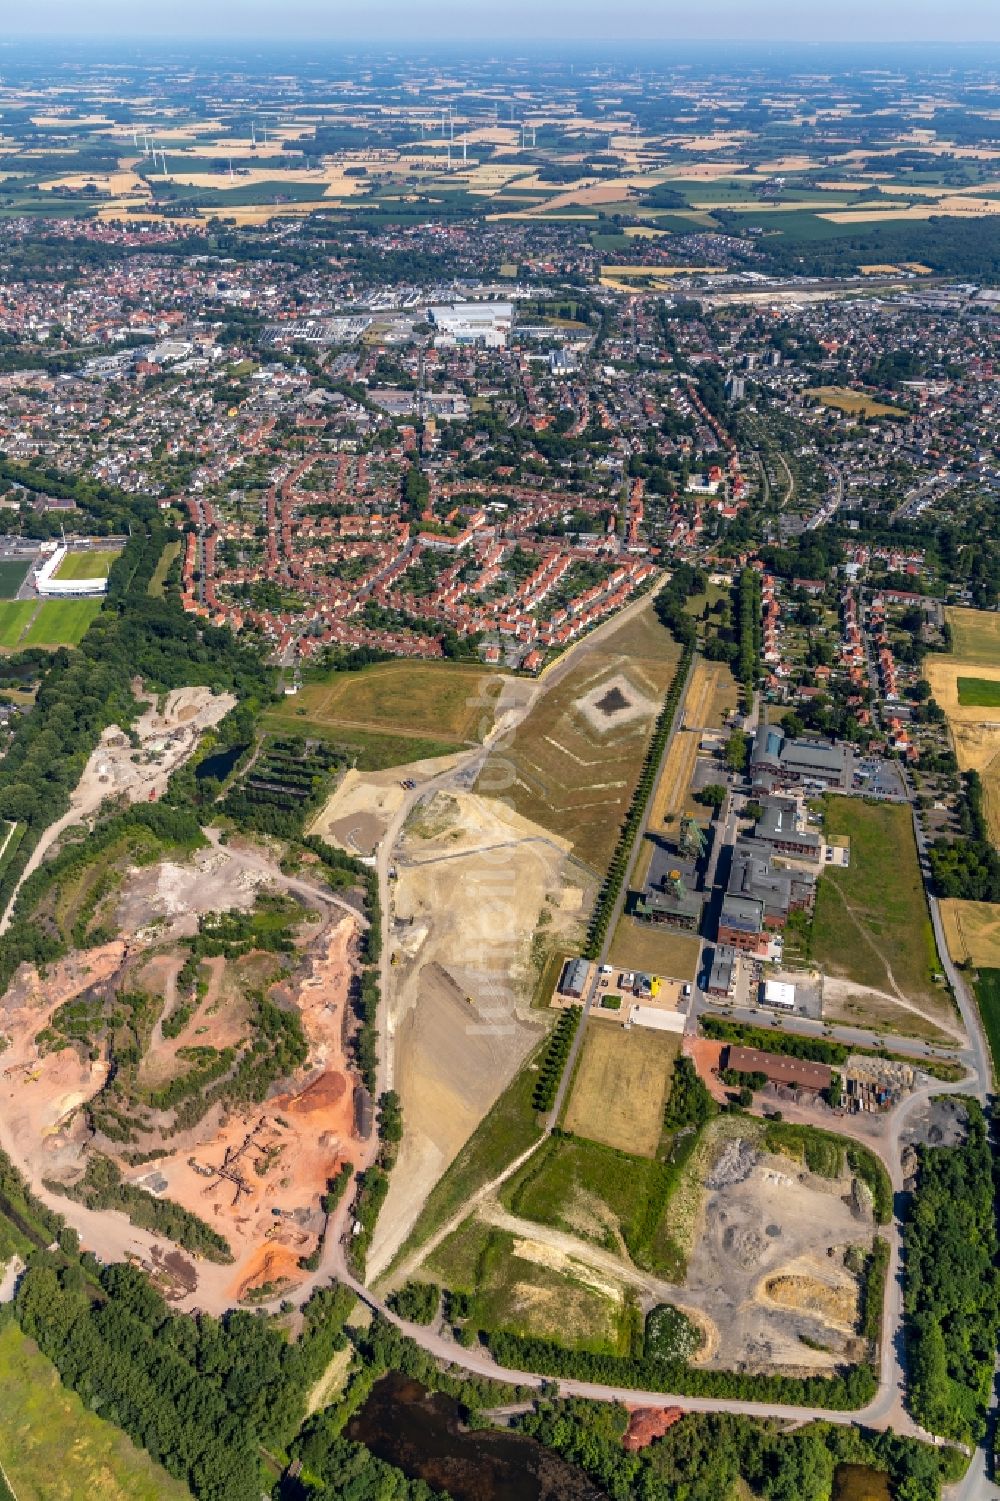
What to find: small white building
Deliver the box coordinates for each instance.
[761,979,796,1011]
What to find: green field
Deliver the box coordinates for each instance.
[974,970,1000,1082]
[0,561,29,599]
[957,676,1000,707]
[20,599,103,646]
[0,601,38,648]
[0,1321,191,1501]
[426,1219,638,1356]
[262,716,460,772]
[53,549,119,581]
[812,798,946,1019]
[147,540,181,597]
[264,659,500,757]
[501,1132,687,1279]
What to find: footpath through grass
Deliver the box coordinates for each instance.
[382,1049,546,1281]
[812,797,943,1011]
[0,1320,192,1501]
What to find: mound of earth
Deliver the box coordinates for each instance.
[623,1407,684,1452]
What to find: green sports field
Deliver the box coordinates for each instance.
[53,548,119,581]
[0,559,29,598]
[0,601,38,648]
[20,598,102,646]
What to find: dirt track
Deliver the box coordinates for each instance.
[365,788,587,1277]
[0,685,235,936]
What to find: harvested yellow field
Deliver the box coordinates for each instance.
[563,1022,679,1158]
[43,170,147,195]
[926,616,1000,846]
[940,900,1000,968]
[822,201,1000,223]
[805,386,904,418]
[946,607,1000,667]
[924,660,1000,723]
[681,132,750,151]
[658,161,754,180]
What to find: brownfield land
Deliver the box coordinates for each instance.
[476,601,683,873]
[366,787,591,1278]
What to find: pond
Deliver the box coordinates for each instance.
[194,743,247,783]
[832,1463,892,1501]
[347,1372,607,1501]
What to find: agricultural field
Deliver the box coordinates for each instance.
[0,560,29,598]
[957,676,1000,707]
[946,607,1000,667]
[0,1322,191,1501]
[804,386,904,418]
[940,899,1000,969]
[813,798,957,1041]
[479,601,683,873]
[563,1022,679,1157]
[926,611,1000,844]
[265,660,502,751]
[19,598,102,647]
[53,548,120,581]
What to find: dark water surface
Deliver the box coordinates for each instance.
[194,743,246,782]
[347,1373,607,1501]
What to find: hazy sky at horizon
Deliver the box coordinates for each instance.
[5,0,1000,45]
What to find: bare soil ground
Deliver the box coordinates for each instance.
[366,789,587,1278]
[673,1129,874,1374]
[308,751,465,857]
[821,976,962,1045]
[0,834,373,1307]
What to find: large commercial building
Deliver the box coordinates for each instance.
[752,796,822,861]
[723,1045,832,1094]
[716,837,816,955]
[428,302,513,349]
[750,728,854,793]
